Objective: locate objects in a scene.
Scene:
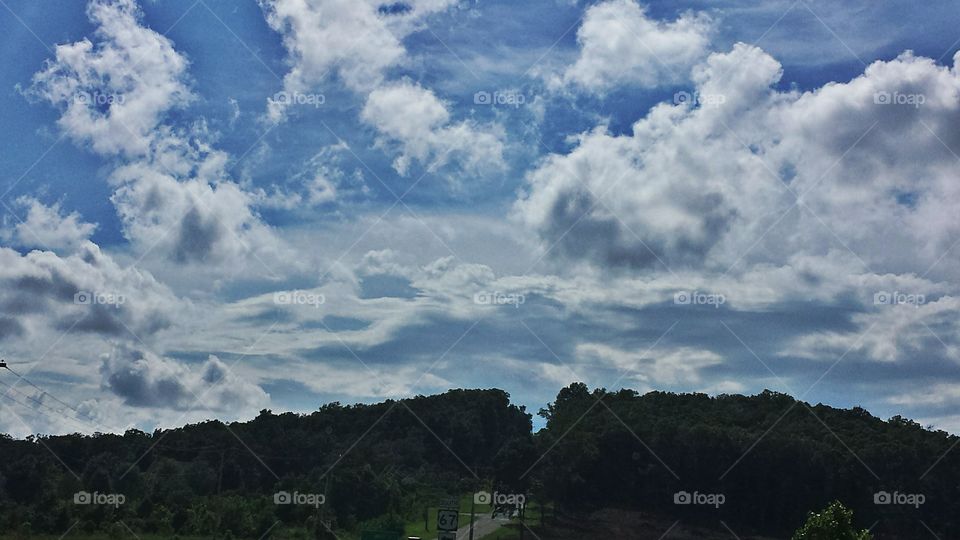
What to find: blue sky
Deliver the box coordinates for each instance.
[2,0,960,436]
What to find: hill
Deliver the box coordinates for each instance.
[0,385,957,538]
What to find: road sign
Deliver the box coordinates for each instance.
[437,509,459,532]
[438,533,456,540]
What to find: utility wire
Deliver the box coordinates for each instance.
[2,364,96,423]
[0,383,94,433]
[0,362,104,432]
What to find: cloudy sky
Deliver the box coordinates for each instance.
[2,0,960,436]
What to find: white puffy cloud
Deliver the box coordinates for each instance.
[4,197,97,253]
[28,0,191,158]
[576,343,727,388]
[552,0,714,93]
[519,45,960,283]
[28,0,292,272]
[100,344,269,412]
[259,0,457,121]
[361,81,506,177]
[109,160,286,267]
[784,295,960,364]
[0,242,179,340]
[261,0,506,182]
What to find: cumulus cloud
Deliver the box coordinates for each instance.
[261,0,506,182]
[109,159,286,266]
[4,197,97,252]
[28,0,291,271]
[576,343,734,390]
[0,241,178,341]
[27,0,191,157]
[361,81,506,177]
[259,0,457,121]
[552,0,714,93]
[100,344,269,411]
[784,295,960,364]
[519,45,960,282]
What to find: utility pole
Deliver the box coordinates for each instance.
[468,491,476,540]
[518,500,525,540]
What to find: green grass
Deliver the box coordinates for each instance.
[401,493,497,539]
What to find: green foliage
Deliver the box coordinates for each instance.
[1,385,956,538]
[792,501,871,540]
[0,389,531,539]
[535,384,958,536]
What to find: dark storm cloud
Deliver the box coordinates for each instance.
[173,206,228,264]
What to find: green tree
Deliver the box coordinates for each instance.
[792,501,871,540]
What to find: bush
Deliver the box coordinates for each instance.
[792,501,871,540]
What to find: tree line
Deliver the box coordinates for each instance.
[0,384,955,538]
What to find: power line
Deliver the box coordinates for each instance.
[0,384,95,433]
[0,363,104,432]
[2,363,96,423]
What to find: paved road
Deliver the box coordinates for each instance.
[432,512,509,540]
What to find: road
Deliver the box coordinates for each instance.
[433,512,509,540]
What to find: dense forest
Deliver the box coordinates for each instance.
[0,385,956,538]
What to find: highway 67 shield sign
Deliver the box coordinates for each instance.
[437,509,459,532]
